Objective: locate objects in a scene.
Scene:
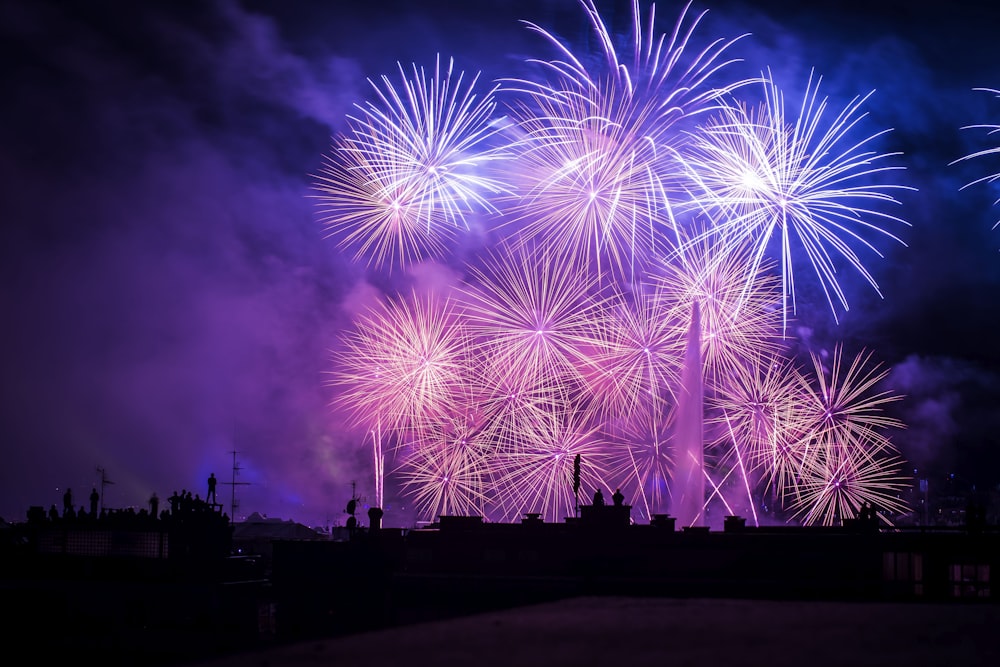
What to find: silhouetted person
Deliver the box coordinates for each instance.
[48,504,59,521]
[612,488,624,507]
[90,488,99,517]
[168,491,180,515]
[149,492,159,518]
[63,488,73,517]
[593,488,605,506]
[207,473,217,504]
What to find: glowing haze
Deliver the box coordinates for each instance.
[3,0,1000,529]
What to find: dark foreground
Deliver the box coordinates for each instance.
[188,595,1000,667]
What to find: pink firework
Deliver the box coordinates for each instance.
[459,243,607,388]
[604,403,675,521]
[707,351,812,509]
[798,345,904,458]
[577,283,683,423]
[490,410,611,523]
[791,441,910,527]
[330,290,471,437]
[396,413,492,521]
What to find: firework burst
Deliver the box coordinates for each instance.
[396,414,492,520]
[491,410,611,523]
[605,403,675,521]
[790,441,910,527]
[330,291,470,436]
[798,344,904,458]
[460,244,607,386]
[313,55,510,270]
[577,283,683,423]
[679,70,913,327]
[497,0,750,278]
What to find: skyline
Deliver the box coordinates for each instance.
[2,0,1000,527]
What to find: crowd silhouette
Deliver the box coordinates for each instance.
[30,475,229,529]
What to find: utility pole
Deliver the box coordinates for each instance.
[222,450,251,523]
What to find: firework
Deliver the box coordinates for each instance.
[679,70,913,327]
[471,369,574,457]
[576,283,683,422]
[396,414,492,520]
[514,0,748,120]
[708,351,809,472]
[790,441,910,527]
[776,345,908,525]
[951,88,1000,228]
[330,291,471,436]
[316,2,916,528]
[497,0,750,278]
[312,55,510,270]
[459,244,607,386]
[798,345,904,458]
[500,89,673,278]
[490,410,611,523]
[604,404,675,521]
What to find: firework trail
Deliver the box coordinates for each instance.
[313,55,510,271]
[679,70,913,328]
[471,369,574,458]
[707,351,811,501]
[951,87,1000,228]
[791,442,910,527]
[577,282,683,423]
[778,345,907,525]
[798,344,904,458]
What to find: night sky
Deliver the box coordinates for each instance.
[2,0,999,527]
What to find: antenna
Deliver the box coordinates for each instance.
[95,466,114,513]
[222,450,251,522]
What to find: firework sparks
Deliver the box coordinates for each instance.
[491,411,611,523]
[330,291,471,437]
[951,87,1000,228]
[653,230,784,385]
[396,414,492,521]
[604,404,675,521]
[679,70,913,327]
[791,442,910,527]
[708,351,809,472]
[460,244,606,386]
[497,0,750,278]
[799,344,904,457]
[312,55,510,270]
